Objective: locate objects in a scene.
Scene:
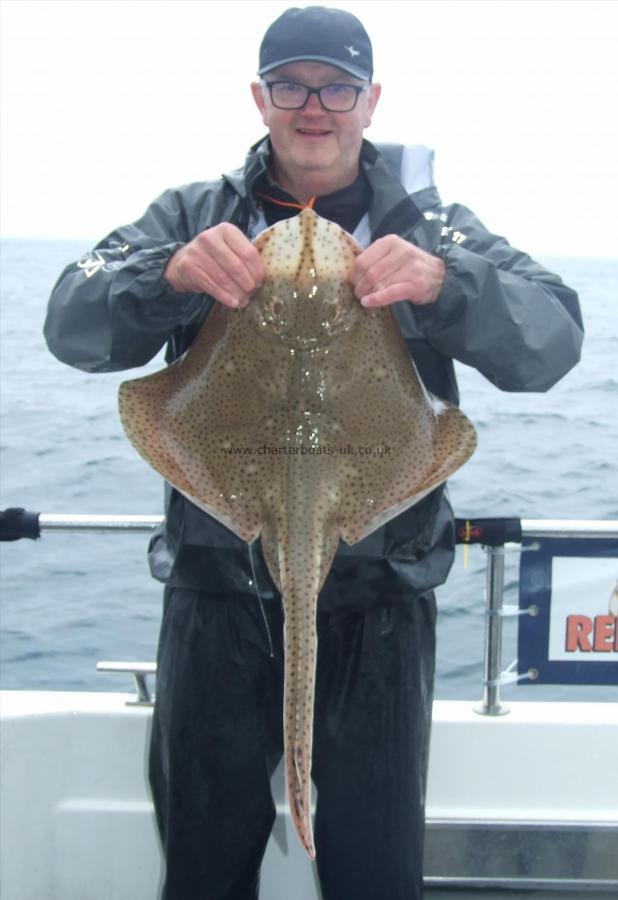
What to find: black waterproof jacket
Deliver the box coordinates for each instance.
[44,139,584,610]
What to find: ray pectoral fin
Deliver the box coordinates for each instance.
[339,404,477,545]
[118,372,266,543]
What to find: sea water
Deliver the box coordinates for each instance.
[1,239,616,700]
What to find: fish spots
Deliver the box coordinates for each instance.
[117,208,476,858]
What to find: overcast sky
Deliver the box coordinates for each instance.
[1,0,617,258]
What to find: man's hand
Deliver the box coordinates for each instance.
[350,235,446,308]
[164,224,263,308]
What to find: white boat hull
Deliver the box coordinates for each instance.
[1,690,617,899]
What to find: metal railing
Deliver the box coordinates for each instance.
[96,661,157,704]
[3,510,617,710]
[475,519,618,715]
[38,513,163,533]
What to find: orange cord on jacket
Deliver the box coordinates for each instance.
[255,191,317,211]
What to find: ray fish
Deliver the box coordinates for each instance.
[118,209,477,858]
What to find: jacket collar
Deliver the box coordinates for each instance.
[359,140,425,240]
[222,136,429,240]
[222,136,271,219]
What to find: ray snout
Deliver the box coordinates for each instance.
[253,208,360,285]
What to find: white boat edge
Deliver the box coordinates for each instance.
[1,690,617,899]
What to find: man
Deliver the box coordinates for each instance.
[44,6,583,899]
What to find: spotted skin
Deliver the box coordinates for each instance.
[118,209,477,859]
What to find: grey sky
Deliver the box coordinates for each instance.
[1,0,617,257]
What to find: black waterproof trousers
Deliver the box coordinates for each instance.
[149,586,436,900]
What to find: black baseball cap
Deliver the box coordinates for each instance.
[258,6,373,81]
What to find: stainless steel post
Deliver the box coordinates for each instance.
[475,545,509,716]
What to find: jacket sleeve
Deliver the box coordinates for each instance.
[413,203,584,392]
[44,186,210,373]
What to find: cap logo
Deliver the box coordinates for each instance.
[345,45,360,58]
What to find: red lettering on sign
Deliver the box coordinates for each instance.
[593,615,616,652]
[565,615,617,653]
[565,616,592,652]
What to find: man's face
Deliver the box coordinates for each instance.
[251,61,381,193]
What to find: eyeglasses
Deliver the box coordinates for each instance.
[262,80,368,112]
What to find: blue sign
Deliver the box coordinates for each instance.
[518,537,618,685]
